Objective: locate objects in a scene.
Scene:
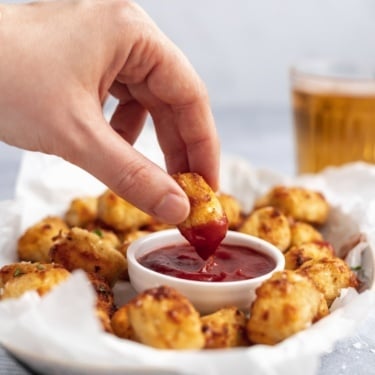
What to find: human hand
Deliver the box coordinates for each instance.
[0,0,219,224]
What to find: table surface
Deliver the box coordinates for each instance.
[1,107,375,375]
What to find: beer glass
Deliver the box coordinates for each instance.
[291,60,375,174]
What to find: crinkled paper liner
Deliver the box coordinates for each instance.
[0,133,374,375]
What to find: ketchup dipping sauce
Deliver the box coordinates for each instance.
[138,242,276,282]
[128,230,285,313]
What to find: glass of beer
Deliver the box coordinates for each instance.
[291,60,375,174]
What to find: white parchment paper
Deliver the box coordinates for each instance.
[0,134,375,375]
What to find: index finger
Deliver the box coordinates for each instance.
[144,43,221,190]
[114,4,220,190]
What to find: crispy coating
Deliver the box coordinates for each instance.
[111,304,137,341]
[297,257,359,306]
[0,262,65,288]
[96,308,113,333]
[201,306,249,349]
[247,270,328,345]
[239,206,291,252]
[17,216,69,263]
[117,230,151,280]
[145,216,175,232]
[89,228,121,249]
[289,221,324,247]
[173,172,228,259]
[117,230,152,258]
[126,285,205,349]
[85,272,116,317]
[50,227,126,286]
[217,193,242,230]
[97,190,152,232]
[84,272,116,332]
[173,172,227,228]
[255,186,329,225]
[64,196,98,228]
[0,262,70,300]
[284,241,334,270]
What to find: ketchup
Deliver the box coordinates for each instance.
[179,217,228,260]
[138,243,276,282]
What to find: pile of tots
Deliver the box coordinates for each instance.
[0,176,359,349]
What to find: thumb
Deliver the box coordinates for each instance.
[66,114,190,224]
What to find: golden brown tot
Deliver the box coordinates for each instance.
[247,270,328,345]
[173,172,228,259]
[97,190,152,232]
[297,257,359,306]
[50,227,126,286]
[284,241,334,270]
[289,221,324,247]
[126,285,205,349]
[64,196,98,228]
[217,193,242,230]
[201,306,249,349]
[255,186,329,225]
[17,216,68,263]
[0,262,70,300]
[111,304,137,341]
[239,206,291,252]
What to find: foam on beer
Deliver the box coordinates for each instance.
[292,61,375,96]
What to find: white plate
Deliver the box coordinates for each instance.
[1,153,375,375]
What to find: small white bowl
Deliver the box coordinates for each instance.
[127,229,285,314]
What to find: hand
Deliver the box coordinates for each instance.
[0,0,220,224]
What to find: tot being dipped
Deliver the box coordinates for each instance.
[173,172,228,259]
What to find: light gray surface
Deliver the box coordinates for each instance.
[0,107,375,374]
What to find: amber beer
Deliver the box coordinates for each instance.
[291,63,375,174]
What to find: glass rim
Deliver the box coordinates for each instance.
[290,59,375,94]
[291,59,375,81]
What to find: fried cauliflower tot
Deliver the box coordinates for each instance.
[85,272,116,317]
[82,272,116,332]
[127,285,205,349]
[284,241,334,270]
[201,306,249,349]
[64,196,98,228]
[0,262,70,300]
[0,262,64,288]
[145,217,175,232]
[17,216,68,263]
[116,230,151,281]
[217,193,242,230]
[173,172,228,260]
[118,230,152,258]
[247,270,328,345]
[50,227,126,286]
[297,257,359,306]
[89,228,121,249]
[97,190,152,232]
[96,308,113,333]
[111,304,137,341]
[255,186,329,225]
[239,206,291,252]
[289,221,324,247]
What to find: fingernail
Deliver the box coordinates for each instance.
[152,193,189,224]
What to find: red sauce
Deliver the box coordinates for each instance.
[179,217,228,260]
[138,243,276,282]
